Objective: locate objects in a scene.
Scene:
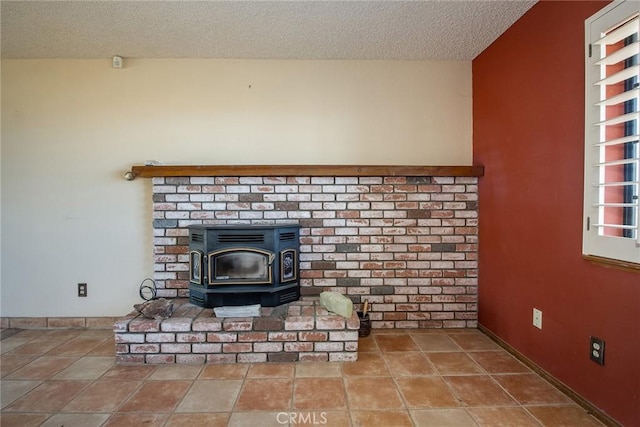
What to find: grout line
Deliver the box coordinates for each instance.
[451,331,538,424]
[380,350,418,426]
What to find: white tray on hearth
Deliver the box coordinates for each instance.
[213,304,261,318]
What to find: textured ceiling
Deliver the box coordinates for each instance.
[1,1,537,60]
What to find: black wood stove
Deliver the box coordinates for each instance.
[187,224,300,308]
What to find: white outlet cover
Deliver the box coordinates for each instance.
[112,56,123,68]
[533,308,542,329]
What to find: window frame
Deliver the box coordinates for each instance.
[583,0,640,268]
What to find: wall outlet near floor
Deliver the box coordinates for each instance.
[590,336,605,365]
[78,283,87,297]
[532,308,543,329]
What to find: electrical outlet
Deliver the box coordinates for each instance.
[590,336,605,365]
[78,283,87,297]
[533,308,542,329]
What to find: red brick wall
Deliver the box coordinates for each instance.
[151,175,478,329]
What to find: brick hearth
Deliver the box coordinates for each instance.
[114,298,359,364]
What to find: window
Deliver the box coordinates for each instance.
[584,0,639,265]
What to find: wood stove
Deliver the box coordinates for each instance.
[188,224,300,308]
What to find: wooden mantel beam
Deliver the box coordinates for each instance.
[129,165,484,178]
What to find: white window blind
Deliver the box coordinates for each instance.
[584,0,640,264]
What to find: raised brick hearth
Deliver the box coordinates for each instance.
[114,298,359,364]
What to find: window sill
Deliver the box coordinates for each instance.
[583,255,640,274]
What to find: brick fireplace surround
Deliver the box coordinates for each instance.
[112,170,479,364]
[148,173,479,330]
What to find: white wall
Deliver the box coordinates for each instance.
[0,58,472,317]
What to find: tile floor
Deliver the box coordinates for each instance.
[0,328,604,426]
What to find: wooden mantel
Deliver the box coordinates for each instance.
[129,165,484,178]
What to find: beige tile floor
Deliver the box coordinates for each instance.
[0,328,604,426]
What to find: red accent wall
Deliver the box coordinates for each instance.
[473,1,639,425]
